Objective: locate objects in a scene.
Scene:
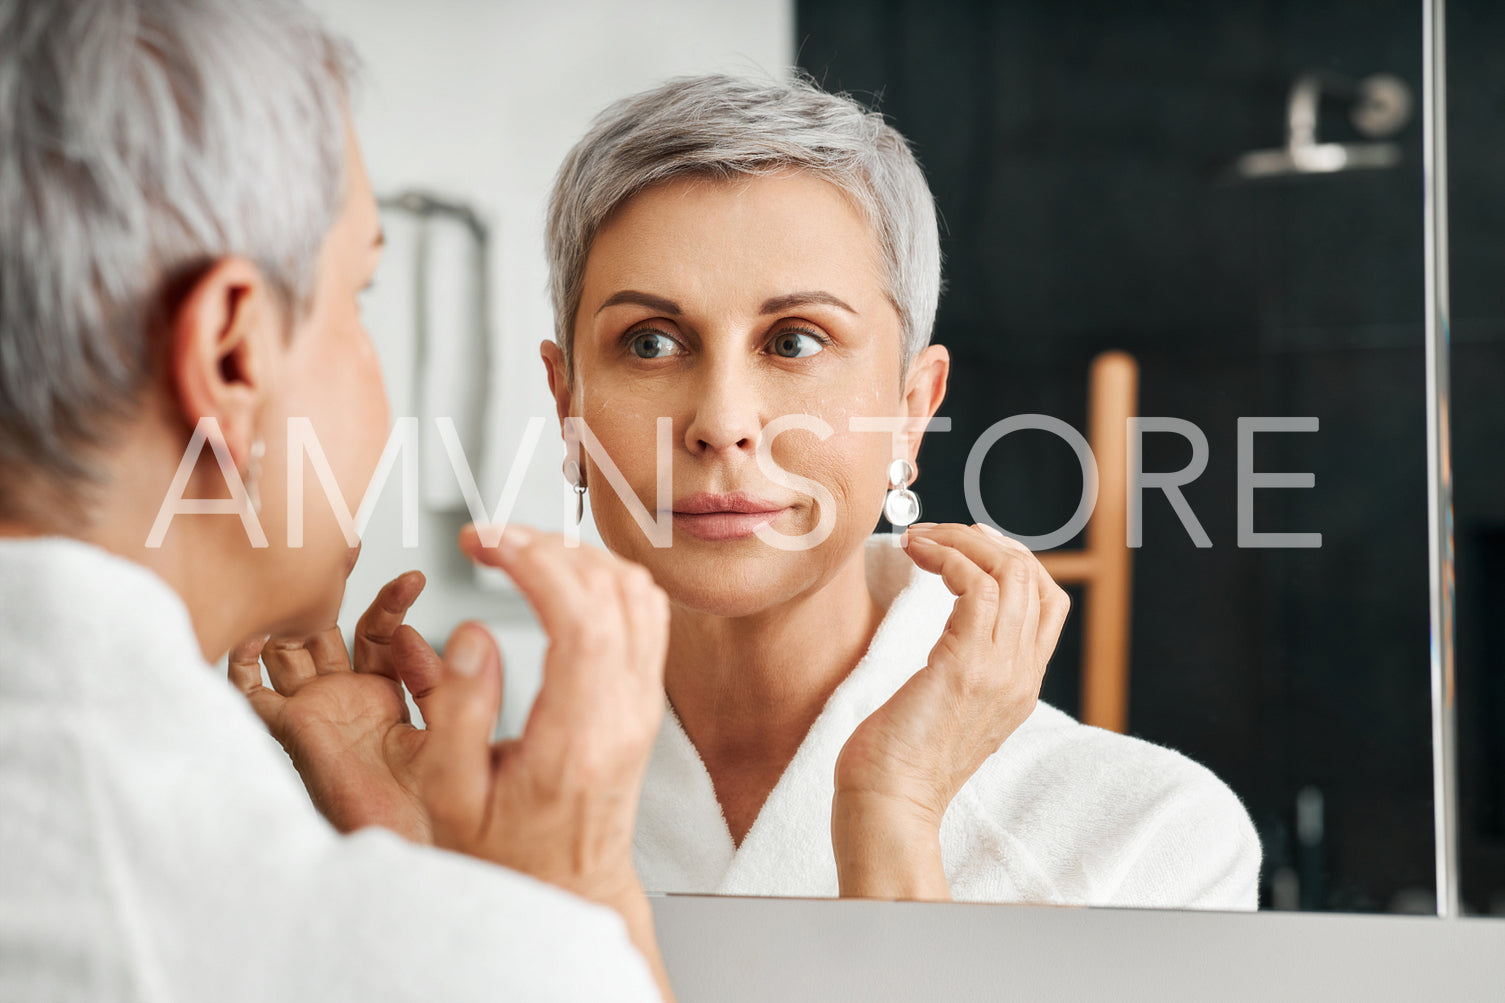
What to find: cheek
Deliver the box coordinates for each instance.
[281,326,390,496]
[321,320,389,451]
[776,428,889,522]
[353,346,391,449]
[578,397,666,506]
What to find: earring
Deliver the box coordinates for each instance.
[884,458,921,530]
[562,458,587,525]
[246,439,266,516]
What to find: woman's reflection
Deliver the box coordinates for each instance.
[534,73,1261,908]
[275,72,1263,910]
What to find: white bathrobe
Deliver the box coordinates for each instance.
[635,536,1262,910]
[0,538,657,1002]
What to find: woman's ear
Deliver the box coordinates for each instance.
[539,339,575,430]
[902,343,951,465]
[169,257,276,469]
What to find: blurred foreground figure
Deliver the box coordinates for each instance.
[0,1,670,999]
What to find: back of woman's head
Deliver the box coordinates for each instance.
[546,73,942,379]
[0,0,354,512]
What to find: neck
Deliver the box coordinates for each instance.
[0,444,261,665]
[664,544,883,841]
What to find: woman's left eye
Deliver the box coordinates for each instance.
[768,329,826,359]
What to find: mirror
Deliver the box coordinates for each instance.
[311,0,1494,914]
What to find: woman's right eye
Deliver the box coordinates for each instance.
[628,330,683,359]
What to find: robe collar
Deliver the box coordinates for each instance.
[635,535,956,897]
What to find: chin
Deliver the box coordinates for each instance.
[265,560,350,639]
[637,541,820,619]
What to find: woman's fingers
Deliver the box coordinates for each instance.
[903,536,997,652]
[909,523,1035,588]
[462,524,662,798]
[227,635,285,724]
[1016,560,1042,660]
[388,624,445,719]
[909,524,1055,642]
[304,626,352,676]
[413,622,503,843]
[613,559,671,742]
[934,523,1072,674]
[461,525,641,717]
[620,561,670,690]
[459,525,590,646]
[1035,583,1071,674]
[260,637,319,695]
[227,636,268,693]
[352,571,427,682]
[904,523,1066,693]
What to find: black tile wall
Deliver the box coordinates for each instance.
[801,0,1504,912]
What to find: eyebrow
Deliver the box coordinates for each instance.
[759,291,857,316]
[372,229,386,249]
[594,289,857,317]
[596,290,681,316]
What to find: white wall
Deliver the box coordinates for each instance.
[309,0,793,733]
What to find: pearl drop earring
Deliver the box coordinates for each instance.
[884,458,921,529]
[562,458,587,525]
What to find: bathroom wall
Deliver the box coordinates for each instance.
[308,0,794,734]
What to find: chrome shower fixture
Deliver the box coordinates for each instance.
[1230,72,1412,180]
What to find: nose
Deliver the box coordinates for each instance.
[684,358,762,459]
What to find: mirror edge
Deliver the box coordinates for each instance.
[1422,0,1460,919]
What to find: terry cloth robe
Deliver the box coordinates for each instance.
[0,538,657,1003]
[634,535,1262,910]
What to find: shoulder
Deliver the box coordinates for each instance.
[1006,704,1241,808]
[954,704,1262,909]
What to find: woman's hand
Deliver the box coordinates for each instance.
[230,527,670,899]
[234,526,673,998]
[229,570,441,842]
[433,524,671,998]
[831,522,1070,900]
[431,526,668,900]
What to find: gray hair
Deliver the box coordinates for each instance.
[545,73,942,379]
[0,0,354,498]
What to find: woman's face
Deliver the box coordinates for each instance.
[254,123,390,634]
[555,171,944,617]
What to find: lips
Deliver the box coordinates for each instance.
[672,492,788,541]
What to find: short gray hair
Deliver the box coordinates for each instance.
[0,0,354,496]
[545,73,942,378]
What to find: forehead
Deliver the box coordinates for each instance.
[583,171,888,302]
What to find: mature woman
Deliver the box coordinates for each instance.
[536,74,1262,908]
[265,74,1261,909]
[0,1,668,998]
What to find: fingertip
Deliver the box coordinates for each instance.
[459,523,537,569]
[443,621,499,678]
[381,570,426,609]
[229,634,270,663]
